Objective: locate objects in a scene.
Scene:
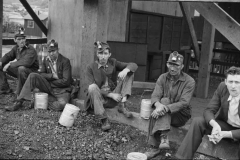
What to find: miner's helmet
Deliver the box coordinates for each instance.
[94,41,110,53]
[15,27,26,39]
[47,39,58,52]
[167,51,184,66]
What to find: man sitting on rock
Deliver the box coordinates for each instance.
[144,51,195,159]
[85,41,138,131]
[0,28,39,96]
[176,66,240,159]
[5,39,73,111]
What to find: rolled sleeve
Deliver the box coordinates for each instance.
[151,75,164,108]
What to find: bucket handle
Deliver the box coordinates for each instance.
[139,89,153,106]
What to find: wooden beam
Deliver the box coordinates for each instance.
[2,38,47,45]
[196,19,215,98]
[0,1,2,58]
[132,0,240,2]
[179,2,200,64]
[188,2,240,51]
[19,0,48,36]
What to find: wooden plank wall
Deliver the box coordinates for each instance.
[132,1,183,17]
[0,1,2,58]
[108,41,148,82]
[48,0,84,78]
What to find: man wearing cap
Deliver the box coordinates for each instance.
[5,39,73,111]
[85,41,138,131]
[144,51,195,159]
[0,28,39,96]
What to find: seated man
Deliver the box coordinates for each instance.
[5,39,73,111]
[0,28,39,95]
[144,51,195,159]
[85,41,138,131]
[176,66,240,159]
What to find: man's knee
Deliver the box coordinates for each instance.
[88,84,100,93]
[192,117,206,127]
[28,73,40,79]
[18,66,27,73]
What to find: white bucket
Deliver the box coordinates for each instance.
[140,99,153,119]
[127,152,147,160]
[34,92,48,109]
[59,103,80,127]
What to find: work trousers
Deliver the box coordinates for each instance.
[147,111,190,147]
[18,73,70,111]
[0,66,35,95]
[175,116,240,159]
[86,73,133,120]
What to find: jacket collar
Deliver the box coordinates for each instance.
[95,60,109,69]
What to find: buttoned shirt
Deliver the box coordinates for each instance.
[52,58,58,73]
[227,95,240,127]
[96,61,113,91]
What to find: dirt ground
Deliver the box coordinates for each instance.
[0,73,222,159]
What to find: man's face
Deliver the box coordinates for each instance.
[97,49,111,65]
[15,37,26,48]
[167,62,184,76]
[48,50,59,61]
[225,74,240,97]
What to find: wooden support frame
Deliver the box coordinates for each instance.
[188,2,240,51]
[179,2,200,65]
[196,19,215,98]
[19,0,48,36]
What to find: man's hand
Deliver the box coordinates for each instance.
[151,101,167,118]
[208,119,221,144]
[208,131,232,144]
[52,72,59,79]
[118,68,130,80]
[210,120,221,135]
[108,93,122,102]
[3,62,11,72]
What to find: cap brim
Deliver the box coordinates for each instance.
[167,61,181,66]
[48,48,57,52]
[15,35,26,38]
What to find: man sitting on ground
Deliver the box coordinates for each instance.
[0,28,39,96]
[5,39,73,111]
[85,41,138,131]
[176,66,240,159]
[144,51,195,159]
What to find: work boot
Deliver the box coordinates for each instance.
[144,147,161,160]
[159,134,170,149]
[101,118,111,131]
[118,102,133,118]
[5,99,24,111]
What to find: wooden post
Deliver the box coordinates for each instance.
[0,1,2,58]
[179,2,200,64]
[196,19,215,98]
